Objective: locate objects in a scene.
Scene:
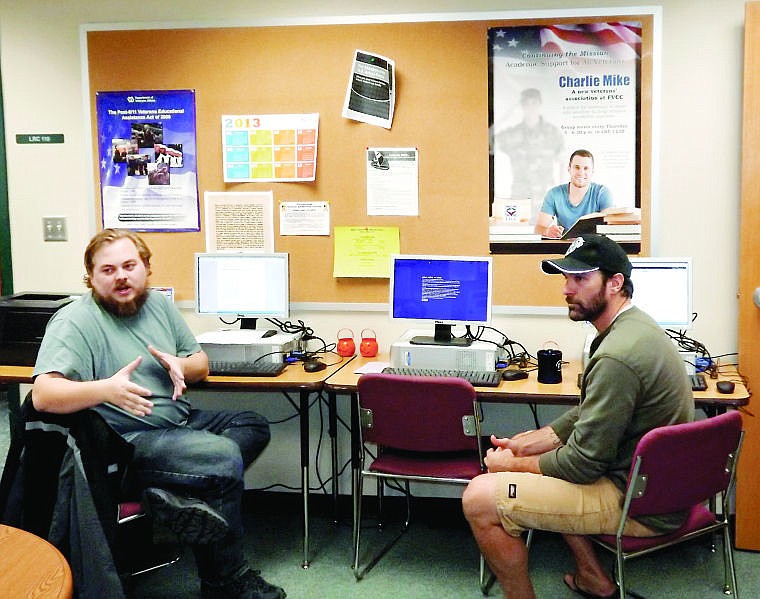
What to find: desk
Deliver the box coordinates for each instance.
[0,524,73,598]
[323,353,751,548]
[0,358,355,569]
[325,354,751,409]
[199,358,354,567]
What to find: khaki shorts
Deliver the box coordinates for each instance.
[493,472,658,538]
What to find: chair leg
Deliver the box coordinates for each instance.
[479,554,493,596]
[609,545,626,599]
[377,478,385,530]
[403,480,411,530]
[353,476,411,581]
[352,471,365,576]
[722,525,739,597]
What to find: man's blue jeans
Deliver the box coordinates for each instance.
[125,409,271,583]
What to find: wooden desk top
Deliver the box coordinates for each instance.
[0,356,355,391]
[324,354,751,409]
[0,524,73,598]
[198,354,355,390]
[0,364,34,384]
[3,354,748,408]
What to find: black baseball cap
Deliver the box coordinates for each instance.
[541,234,632,277]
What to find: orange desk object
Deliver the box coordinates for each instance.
[0,524,73,598]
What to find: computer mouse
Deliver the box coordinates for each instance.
[261,330,277,338]
[716,381,735,394]
[303,359,326,373]
[502,370,528,381]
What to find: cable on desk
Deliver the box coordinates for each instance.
[465,325,534,367]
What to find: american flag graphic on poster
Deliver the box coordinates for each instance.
[489,22,640,232]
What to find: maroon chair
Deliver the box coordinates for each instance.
[590,410,744,598]
[352,374,485,582]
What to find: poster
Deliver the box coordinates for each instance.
[342,50,395,129]
[489,22,641,245]
[222,113,318,183]
[95,89,199,232]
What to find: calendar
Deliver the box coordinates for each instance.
[222,113,319,183]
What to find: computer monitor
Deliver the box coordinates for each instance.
[629,257,693,329]
[389,254,493,346]
[195,252,289,329]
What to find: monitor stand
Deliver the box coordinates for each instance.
[409,323,472,347]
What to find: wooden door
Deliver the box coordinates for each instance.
[737,0,760,550]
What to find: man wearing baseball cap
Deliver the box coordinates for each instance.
[463,234,694,598]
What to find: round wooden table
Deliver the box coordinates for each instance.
[0,524,73,598]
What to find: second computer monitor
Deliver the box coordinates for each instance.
[389,254,493,346]
[629,257,692,329]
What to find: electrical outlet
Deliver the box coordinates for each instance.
[43,217,67,241]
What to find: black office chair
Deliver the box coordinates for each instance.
[0,393,180,596]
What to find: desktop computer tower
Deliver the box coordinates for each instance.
[197,329,300,364]
[390,329,497,371]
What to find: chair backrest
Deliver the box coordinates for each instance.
[357,374,478,453]
[626,411,742,518]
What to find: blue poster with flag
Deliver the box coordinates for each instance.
[95,89,199,232]
[489,23,640,241]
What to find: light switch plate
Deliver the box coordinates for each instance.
[43,217,67,241]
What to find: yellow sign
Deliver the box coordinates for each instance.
[333,226,400,278]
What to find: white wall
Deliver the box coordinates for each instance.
[0,0,747,494]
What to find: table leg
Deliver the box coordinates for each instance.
[299,390,310,569]
[328,391,339,524]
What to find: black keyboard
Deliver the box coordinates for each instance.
[689,373,708,391]
[381,367,502,387]
[208,361,286,377]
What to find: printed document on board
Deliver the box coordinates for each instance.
[366,148,418,216]
[342,50,395,129]
[204,191,274,252]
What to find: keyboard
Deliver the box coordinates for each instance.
[689,373,708,391]
[381,367,502,387]
[208,361,286,377]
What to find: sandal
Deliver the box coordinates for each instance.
[563,573,618,599]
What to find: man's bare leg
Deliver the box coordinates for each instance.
[562,534,617,596]
[463,474,536,599]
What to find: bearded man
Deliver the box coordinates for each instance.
[32,228,285,599]
[463,234,693,599]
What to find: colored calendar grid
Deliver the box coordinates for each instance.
[222,113,319,182]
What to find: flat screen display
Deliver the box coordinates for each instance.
[195,252,289,326]
[389,255,493,346]
[629,257,692,329]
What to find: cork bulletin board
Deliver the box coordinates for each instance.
[86,12,653,307]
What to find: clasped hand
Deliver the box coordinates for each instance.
[484,428,557,473]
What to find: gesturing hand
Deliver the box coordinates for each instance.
[148,344,186,400]
[109,356,153,416]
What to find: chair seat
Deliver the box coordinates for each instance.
[368,451,483,480]
[594,503,718,553]
[117,501,145,522]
